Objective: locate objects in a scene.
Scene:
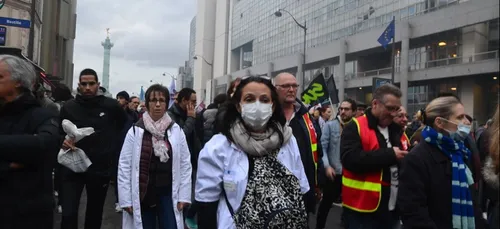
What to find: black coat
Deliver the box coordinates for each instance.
[398,141,486,229]
[168,103,201,170]
[59,93,127,176]
[0,94,61,226]
[288,101,324,213]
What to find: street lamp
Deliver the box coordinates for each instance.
[162,72,176,80]
[193,55,213,66]
[275,8,307,92]
[193,55,214,105]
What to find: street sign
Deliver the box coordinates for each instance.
[372,77,392,93]
[0,0,5,10]
[0,26,6,46]
[0,17,31,29]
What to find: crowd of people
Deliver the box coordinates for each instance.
[0,53,498,229]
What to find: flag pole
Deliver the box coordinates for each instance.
[390,16,396,84]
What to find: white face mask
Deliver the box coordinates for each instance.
[240,101,273,130]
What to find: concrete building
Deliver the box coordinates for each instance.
[39,0,77,88]
[101,30,114,93]
[177,16,196,91]
[194,0,499,123]
[0,0,43,64]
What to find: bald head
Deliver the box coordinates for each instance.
[274,72,298,104]
[274,72,297,86]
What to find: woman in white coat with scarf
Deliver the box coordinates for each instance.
[118,84,192,229]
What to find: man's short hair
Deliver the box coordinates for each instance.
[176,88,196,103]
[342,98,358,111]
[130,96,139,101]
[373,84,402,102]
[79,68,99,82]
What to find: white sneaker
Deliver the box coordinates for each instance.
[115,203,123,213]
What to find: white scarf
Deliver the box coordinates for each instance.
[142,112,173,163]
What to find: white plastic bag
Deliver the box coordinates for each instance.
[57,119,94,173]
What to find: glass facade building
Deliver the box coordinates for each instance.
[231,0,461,67]
[192,0,498,123]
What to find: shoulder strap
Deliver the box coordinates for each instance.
[221,156,255,217]
[163,122,175,141]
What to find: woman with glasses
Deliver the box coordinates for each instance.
[398,96,484,229]
[118,84,192,229]
[195,76,309,229]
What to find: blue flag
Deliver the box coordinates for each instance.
[139,86,145,101]
[377,17,395,49]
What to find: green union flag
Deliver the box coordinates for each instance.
[301,73,330,106]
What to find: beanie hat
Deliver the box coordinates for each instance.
[116,91,130,102]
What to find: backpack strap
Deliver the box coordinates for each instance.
[221,156,255,217]
[163,122,175,142]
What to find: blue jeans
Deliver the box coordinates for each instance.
[344,208,401,229]
[141,190,177,229]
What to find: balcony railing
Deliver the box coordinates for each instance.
[349,67,395,79]
[409,50,499,71]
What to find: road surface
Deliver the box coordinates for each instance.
[53,185,344,229]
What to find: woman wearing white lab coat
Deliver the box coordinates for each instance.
[118,84,192,229]
[195,76,310,229]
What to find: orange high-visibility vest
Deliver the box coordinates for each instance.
[342,115,407,212]
[302,113,319,186]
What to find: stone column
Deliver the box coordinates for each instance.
[267,62,274,78]
[205,80,212,105]
[400,21,411,109]
[338,40,347,103]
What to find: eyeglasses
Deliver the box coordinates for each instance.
[80,82,97,87]
[276,84,300,90]
[382,103,400,112]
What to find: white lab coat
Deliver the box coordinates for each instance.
[118,124,192,229]
[195,134,310,229]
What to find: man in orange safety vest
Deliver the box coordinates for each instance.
[340,84,408,229]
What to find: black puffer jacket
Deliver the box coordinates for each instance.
[0,93,61,225]
[168,103,201,170]
[59,89,127,176]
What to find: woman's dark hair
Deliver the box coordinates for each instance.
[217,76,286,144]
[145,84,170,109]
[52,83,73,102]
[226,77,242,96]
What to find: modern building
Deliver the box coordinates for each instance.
[176,16,196,91]
[39,0,77,88]
[194,0,499,123]
[101,30,114,93]
[0,0,43,64]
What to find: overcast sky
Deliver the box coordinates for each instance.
[73,0,196,97]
